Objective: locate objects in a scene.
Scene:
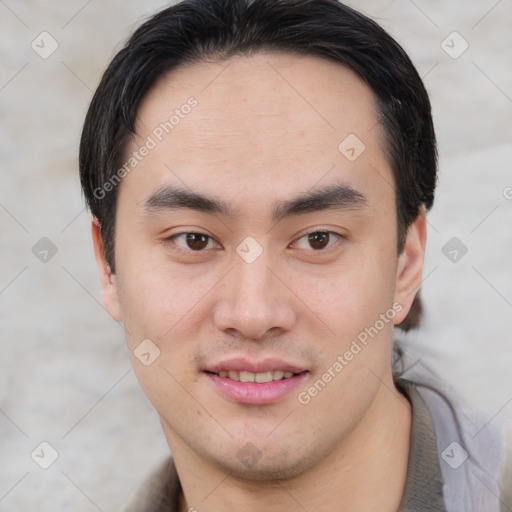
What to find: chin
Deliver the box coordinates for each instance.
[204,442,326,483]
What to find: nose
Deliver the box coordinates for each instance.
[212,250,296,340]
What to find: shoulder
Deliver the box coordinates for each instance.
[122,456,181,512]
[498,421,512,511]
[396,361,505,512]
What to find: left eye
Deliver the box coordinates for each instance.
[170,233,220,251]
[293,231,342,251]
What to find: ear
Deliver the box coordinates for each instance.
[393,207,427,325]
[91,219,122,322]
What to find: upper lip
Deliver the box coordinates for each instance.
[204,358,307,374]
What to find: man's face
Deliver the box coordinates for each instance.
[95,53,423,479]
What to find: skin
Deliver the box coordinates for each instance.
[92,52,426,511]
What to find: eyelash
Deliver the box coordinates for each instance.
[166,230,343,254]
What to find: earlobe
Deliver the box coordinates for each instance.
[393,207,427,325]
[91,219,123,322]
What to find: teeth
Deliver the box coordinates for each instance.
[217,370,297,382]
[228,370,240,381]
[255,371,273,383]
[240,371,255,383]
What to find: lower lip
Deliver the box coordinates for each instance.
[205,372,308,405]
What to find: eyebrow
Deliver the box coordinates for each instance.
[143,182,368,223]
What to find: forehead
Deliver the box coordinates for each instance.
[123,52,392,216]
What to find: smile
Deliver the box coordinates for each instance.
[212,370,298,383]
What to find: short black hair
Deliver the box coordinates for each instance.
[79,0,437,330]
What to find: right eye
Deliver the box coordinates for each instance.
[166,232,221,252]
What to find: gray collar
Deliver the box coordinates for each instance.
[396,378,446,511]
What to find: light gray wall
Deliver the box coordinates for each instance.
[1,0,511,510]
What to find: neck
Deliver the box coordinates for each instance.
[170,374,412,512]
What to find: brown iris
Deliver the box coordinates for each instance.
[186,233,209,250]
[307,232,330,250]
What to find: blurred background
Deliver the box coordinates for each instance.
[1,0,511,509]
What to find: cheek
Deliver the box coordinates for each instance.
[115,255,220,364]
[118,265,205,409]
[292,255,397,336]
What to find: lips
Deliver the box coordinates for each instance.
[203,358,308,405]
